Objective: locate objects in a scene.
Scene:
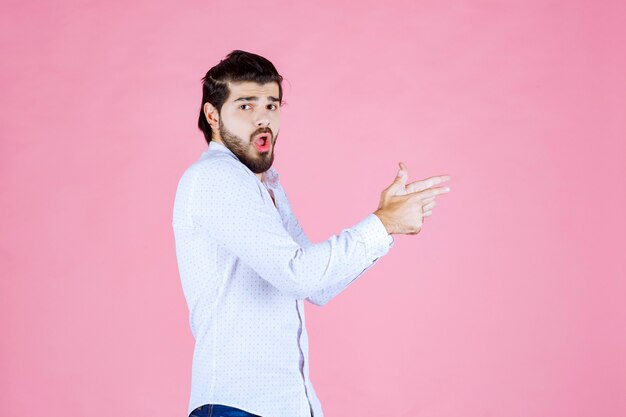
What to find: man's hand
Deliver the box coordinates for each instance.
[374,162,451,235]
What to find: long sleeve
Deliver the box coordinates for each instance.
[274,183,394,306]
[182,157,393,301]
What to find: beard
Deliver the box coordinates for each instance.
[218,118,277,174]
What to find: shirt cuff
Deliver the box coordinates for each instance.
[351,213,395,261]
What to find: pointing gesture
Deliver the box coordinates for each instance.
[374,162,451,235]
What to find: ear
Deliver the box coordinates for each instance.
[203,102,219,128]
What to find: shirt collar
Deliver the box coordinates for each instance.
[203,140,280,186]
[206,140,237,158]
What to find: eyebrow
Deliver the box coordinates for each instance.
[233,96,280,103]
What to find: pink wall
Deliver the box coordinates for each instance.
[1,1,624,416]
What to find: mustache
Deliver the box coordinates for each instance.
[252,128,273,139]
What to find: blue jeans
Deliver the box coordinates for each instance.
[189,403,262,417]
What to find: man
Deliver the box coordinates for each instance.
[172,50,451,417]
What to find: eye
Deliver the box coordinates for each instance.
[267,104,278,110]
[239,104,252,110]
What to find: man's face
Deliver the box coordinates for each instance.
[213,81,281,174]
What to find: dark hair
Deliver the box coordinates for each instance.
[197,50,284,145]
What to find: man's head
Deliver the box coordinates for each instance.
[198,50,284,174]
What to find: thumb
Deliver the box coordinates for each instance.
[386,162,408,194]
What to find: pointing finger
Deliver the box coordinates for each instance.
[406,175,451,194]
[411,185,451,199]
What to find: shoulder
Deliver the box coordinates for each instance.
[181,154,249,185]
[181,155,266,203]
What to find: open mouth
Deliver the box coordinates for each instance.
[253,133,271,152]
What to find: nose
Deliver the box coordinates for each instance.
[254,107,271,128]
[255,116,270,128]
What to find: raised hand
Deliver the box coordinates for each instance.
[375,162,451,235]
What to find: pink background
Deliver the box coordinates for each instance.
[1,1,624,416]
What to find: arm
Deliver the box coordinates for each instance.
[185,158,393,300]
[274,183,394,307]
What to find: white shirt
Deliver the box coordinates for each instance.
[172,140,394,417]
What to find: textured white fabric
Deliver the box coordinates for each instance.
[172,140,394,417]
